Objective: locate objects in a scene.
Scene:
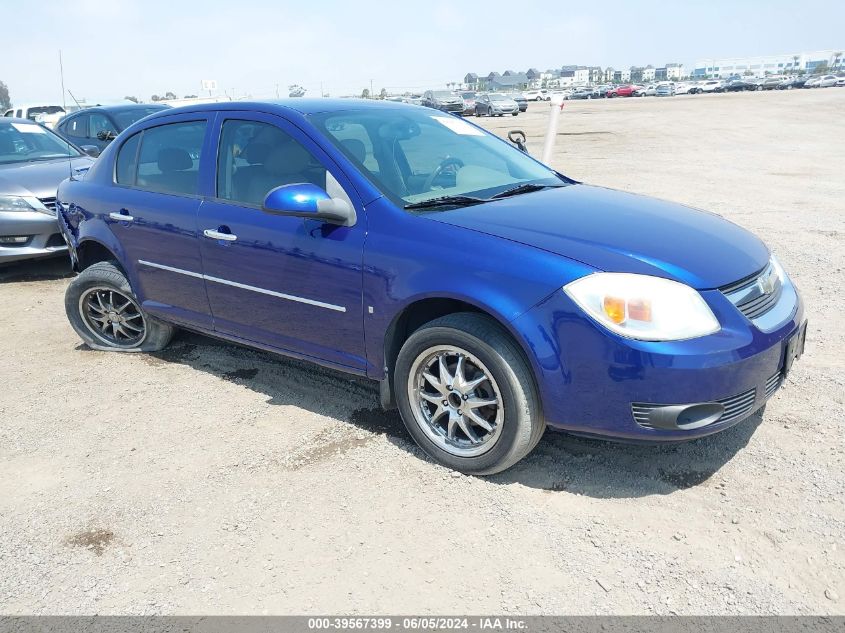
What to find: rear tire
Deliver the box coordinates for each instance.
[394,313,544,475]
[65,261,174,352]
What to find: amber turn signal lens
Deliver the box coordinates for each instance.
[602,296,626,324]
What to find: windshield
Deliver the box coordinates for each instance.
[310,107,564,207]
[0,121,81,164]
[489,94,510,102]
[112,106,167,130]
[25,106,65,120]
[461,92,476,99]
[432,91,454,98]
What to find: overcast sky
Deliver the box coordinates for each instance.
[4,0,844,105]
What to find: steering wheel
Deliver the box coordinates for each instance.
[421,157,465,192]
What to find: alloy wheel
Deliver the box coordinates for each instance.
[78,287,146,349]
[408,345,504,457]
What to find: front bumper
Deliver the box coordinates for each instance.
[511,281,804,441]
[0,210,67,263]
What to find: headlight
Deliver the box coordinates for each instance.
[563,273,720,341]
[0,195,52,215]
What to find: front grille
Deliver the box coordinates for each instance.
[720,262,782,321]
[38,197,57,215]
[765,370,783,398]
[632,387,757,430]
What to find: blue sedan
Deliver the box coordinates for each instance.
[55,99,806,474]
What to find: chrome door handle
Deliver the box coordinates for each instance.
[203,229,238,242]
[109,211,134,222]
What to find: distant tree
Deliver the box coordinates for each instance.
[151,95,161,101]
[379,88,388,99]
[813,62,829,74]
[743,70,754,76]
[184,94,198,99]
[361,88,370,99]
[164,91,177,100]
[0,80,10,110]
[124,95,139,103]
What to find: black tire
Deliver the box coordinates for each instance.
[394,313,544,475]
[65,261,174,352]
[511,112,518,116]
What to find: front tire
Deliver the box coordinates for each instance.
[65,261,174,352]
[394,313,544,475]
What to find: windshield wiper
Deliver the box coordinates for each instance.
[490,182,565,200]
[404,195,488,210]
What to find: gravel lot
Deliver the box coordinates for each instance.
[1,89,843,615]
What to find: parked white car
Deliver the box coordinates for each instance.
[523,89,550,101]
[3,104,67,128]
[673,82,694,95]
[698,80,724,93]
[816,74,839,88]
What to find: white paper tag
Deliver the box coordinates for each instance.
[11,122,47,134]
[430,116,484,136]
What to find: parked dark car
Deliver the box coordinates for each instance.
[777,77,808,90]
[723,79,756,92]
[569,87,598,100]
[0,118,95,263]
[421,90,464,114]
[508,93,528,112]
[56,104,170,151]
[55,99,805,475]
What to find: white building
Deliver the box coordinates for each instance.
[693,50,844,78]
[642,65,656,81]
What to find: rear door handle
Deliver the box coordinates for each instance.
[203,228,238,242]
[109,210,134,222]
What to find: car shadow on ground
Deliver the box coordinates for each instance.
[0,256,73,283]
[116,330,760,498]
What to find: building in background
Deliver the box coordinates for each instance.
[693,50,844,78]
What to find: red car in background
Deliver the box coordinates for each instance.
[606,85,642,97]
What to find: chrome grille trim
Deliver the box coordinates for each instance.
[721,262,782,321]
[632,387,757,430]
[38,197,57,215]
[765,370,783,398]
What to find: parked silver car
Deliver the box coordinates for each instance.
[474,93,519,116]
[0,119,95,263]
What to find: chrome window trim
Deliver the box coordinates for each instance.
[137,259,347,313]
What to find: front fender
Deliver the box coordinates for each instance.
[362,198,596,379]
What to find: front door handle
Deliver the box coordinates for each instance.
[109,210,134,222]
[203,228,238,242]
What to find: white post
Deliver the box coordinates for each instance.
[540,95,565,166]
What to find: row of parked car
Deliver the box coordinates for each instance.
[403,90,528,117]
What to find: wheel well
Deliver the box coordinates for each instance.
[380,298,502,409]
[77,241,119,272]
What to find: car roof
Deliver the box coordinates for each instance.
[140,98,419,122]
[65,103,170,116]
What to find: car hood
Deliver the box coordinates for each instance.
[424,184,769,289]
[0,157,94,198]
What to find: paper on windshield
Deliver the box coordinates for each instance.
[11,122,47,134]
[430,116,484,136]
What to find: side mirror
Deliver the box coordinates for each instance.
[96,130,116,141]
[79,145,100,158]
[262,183,356,226]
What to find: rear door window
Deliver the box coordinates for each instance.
[65,115,89,139]
[134,121,207,196]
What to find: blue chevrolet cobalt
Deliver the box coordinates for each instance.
[55,100,806,474]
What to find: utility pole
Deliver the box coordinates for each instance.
[58,50,66,110]
[370,79,374,99]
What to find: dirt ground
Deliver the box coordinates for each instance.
[1,89,843,615]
